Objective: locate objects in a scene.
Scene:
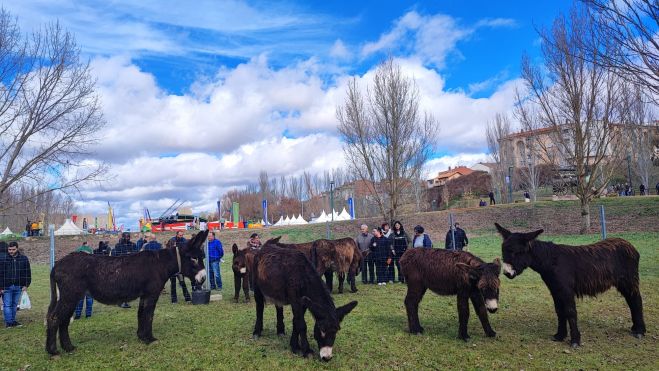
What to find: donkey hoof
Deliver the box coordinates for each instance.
[486,330,497,338]
[252,334,260,340]
[303,349,315,358]
[570,342,580,348]
[63,345,76,353]
[632,332,644,339]
[459,335,470,342]
[234,298,239,303]
[351,288,358,293]
[277,332,286,337]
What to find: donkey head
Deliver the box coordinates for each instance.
[495,223,543,279]
[301,297,358,362]
[232,244,248,275]
[457,259,501,313]
[178,230,209,284]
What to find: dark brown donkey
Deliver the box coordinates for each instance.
[45,230,209,356]
[400,248,501,341]
[495,223,646,347]
[231,244,255,302]
[270,236,362,293]
[251,242,358,361]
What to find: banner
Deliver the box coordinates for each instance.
[348,197,355,219]
[262,199,268,225]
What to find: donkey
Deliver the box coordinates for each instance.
[494,223,646,347]
[312,238,363,294]
[231,243,254,303]
[251,242,358,361]
[45,230,209,356]
[400,248,501,341]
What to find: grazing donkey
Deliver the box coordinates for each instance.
[251,242,358,361]
[495,223,646,347]
[231,243,254,303]
[400,248,501,341]
[45,230,209,356]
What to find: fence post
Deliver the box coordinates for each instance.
[599,205,607,240]
[448,213,455,250]
[49,224,55,270]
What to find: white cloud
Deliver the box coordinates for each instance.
[424,153,490,179]
[361,11,517,68]
[330,39,351,60]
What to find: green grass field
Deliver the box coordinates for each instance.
[1,232,657,370]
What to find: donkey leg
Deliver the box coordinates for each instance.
[289,304,301,355]
[470,293,495,337]
[457,294,471,341]
[234,273,241,303]
[563,296,581,347]
[324,271,334,293]
[292,305,313,358]
[404,285,426,334]
[337,272,345,294]
[57,301,77,352]
[550,294,567,341]
[46,307,61,355]
[243,274,250,302]
[619,285,646,337]
[276,305,286,336]
[252,286,265,339]
[137,296,159,343]
[348,270,358,293]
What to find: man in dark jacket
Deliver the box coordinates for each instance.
[389,221,409,283]
[355,224,374,284]
[169,231,191,303]
[207,232,224,291]
[1,241,31,327]
[488,191,496,205]
[445,223,469,251]
[141,233,162,251]
[112,232,137,308]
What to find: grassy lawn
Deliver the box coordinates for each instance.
[1,232,657,370]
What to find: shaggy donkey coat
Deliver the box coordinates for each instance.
[269,236,362,294]
[251,241,357,361]
[495,223,646,347]
[231,243,254,302]
[45,230,209,356]
[400,248,501,341]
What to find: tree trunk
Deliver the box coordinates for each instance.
[579,200,590,234]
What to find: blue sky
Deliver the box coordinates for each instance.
[3,0,574,225]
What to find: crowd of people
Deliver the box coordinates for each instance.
[356,221,468,286]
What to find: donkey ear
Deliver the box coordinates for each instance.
[232,244,238,254]
[493,258,502,274]
[186,230,209,252]
[525,229,544,241]
[337,301,358,322]
[494,223,511,239]
[271,236,282,243]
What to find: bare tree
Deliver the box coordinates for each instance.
[258,170,269,200]
[486,113,512,203]
[337,58,439,221]
[520,5,625,233]
[0,11,106,212]
[582,0,659,95]
[620,83,657,192]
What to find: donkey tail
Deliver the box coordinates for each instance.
[47,268,58,315]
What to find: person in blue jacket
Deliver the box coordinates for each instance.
[207,232,224,291]
[412,225,433,248]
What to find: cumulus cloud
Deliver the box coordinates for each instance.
[423,153,491,179]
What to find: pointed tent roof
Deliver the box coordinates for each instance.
[296,215,308,224]
[313,210,328,223]
[54,218,84,236]
[274,216,284,226]
[338,208,351,221]
[1,227,13,235]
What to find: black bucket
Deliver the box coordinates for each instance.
[191,289,211,305]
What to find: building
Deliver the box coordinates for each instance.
[427,166,474,188]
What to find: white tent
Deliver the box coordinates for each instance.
[338,208,352,221]
[295,215,308,225]
[283,216,292,226]
[1,227,13,235]
[54,219,84,236]
[273,216,284,226]
[331,209,340,221]
[312,210,328,223]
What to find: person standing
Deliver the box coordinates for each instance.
[112,232,137,308]
[412,225,433,248]
[207,232,224,291]
[1,241,31,327]
[370,227,392,286]
[169,231,191,303]
[355,224,374,284]
[74,243,93,319]
[445,223,469,251]
[141,233,162,251]
[488,191,496,205]
[639,184,645,196]
[25,220,31,237]
[389,221,409,283]
[135,233,146,251]
[656,181,659,195]
[82,218,88,232]
[245,233,262,250]
[381,223,392,238]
